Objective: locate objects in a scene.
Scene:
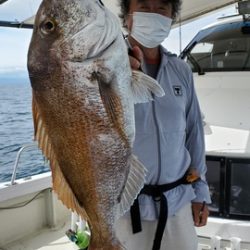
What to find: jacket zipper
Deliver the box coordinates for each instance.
[152,96,162,184]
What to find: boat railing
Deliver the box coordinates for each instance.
[10,142,40,185]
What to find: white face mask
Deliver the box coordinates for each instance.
[130,12,172,48]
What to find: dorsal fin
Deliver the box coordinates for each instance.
[117,154,147,218]
[32,94,89,221]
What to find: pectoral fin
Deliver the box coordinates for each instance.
[117,154,147,218]
[94,72,128,144]
[131,70,165,103]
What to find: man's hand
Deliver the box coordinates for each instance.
[129,45,143,70]
[192,202,209,227]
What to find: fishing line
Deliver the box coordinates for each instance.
[178,14,182,55]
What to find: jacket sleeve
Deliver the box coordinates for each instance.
[185,70,212,204]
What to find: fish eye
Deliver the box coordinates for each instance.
[40,19,56,35]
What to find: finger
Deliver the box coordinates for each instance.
[132,46,143,62]
[193,210,200,227]
[200,213,208,226]
[196,206,209,227]
[197,211,208,227]
[129,55,141,70]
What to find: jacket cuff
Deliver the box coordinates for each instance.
[192,179,212,204]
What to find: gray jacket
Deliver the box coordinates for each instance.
[133,46,211,220]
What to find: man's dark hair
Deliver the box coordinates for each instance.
[119,0,182,26]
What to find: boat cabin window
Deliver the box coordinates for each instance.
[230,162,250,215]
[206,156,250,220]
[185,22,250,72]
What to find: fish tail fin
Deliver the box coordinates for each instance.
[131,70,165,103]
[117,154,147,218]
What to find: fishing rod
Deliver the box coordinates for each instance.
[0,20,33,29]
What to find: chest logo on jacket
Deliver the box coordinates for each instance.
[173,85,183,96]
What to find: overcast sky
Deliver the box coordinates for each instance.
[0,2,237,75]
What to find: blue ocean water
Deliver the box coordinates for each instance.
[0,79,50,183]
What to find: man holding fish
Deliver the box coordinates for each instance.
[115,0,211,249]
[27,0,210,248]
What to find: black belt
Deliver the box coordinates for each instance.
[130,170,199,250]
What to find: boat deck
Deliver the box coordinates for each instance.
[2,221,79,250]
[1,174,250,250]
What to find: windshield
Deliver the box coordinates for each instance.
[184,21,250,72]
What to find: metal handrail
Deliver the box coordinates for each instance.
[10,142,39,185]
